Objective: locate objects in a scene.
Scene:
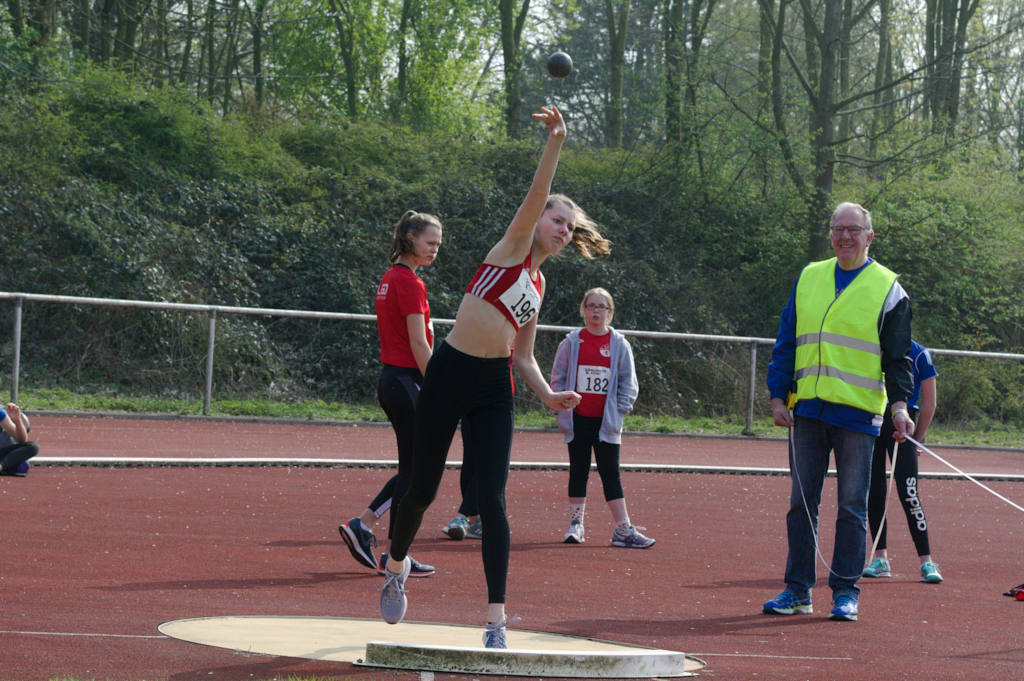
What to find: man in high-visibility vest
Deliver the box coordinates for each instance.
[762,202,914,622]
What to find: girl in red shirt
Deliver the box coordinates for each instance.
[339,210,442,578]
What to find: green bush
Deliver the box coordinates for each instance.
[2,66,1024,428]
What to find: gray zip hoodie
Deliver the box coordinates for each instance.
[550,327,638,444]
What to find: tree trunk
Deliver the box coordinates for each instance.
[178,0,194,85]
[327,0,360,119]
[27,0,56,45]
[220,0,241,114]
[202,0,217,100]
[756,0,772,111]
[664,0,684,143]
[805,1,843,260]
[392,0,414,125]
[869,0,892,162]
[683,0,716,175]
[835,0,853,149]
[250,0,266,109]
[764,0,805,198]
[113,0,143,67]
[500,0,530,138]
[74,0,90,53]
[7,0,24,36]
[924,0,980,136]
[604,0,628,148]
[99,0,115,62]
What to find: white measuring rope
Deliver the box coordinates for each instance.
[789,425,1024,583]
[865,438,897,561]
[907,435,1024,514]
[788,423,864,581]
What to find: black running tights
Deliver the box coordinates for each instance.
[867,408,931,557]
[389,342,514,603]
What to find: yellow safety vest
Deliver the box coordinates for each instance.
[793,258,898,414]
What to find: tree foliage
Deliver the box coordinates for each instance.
[2,3,1024,425]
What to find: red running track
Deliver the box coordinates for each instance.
[2,414,1024,681]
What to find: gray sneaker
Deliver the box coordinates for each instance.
[379,555,411,624]
[610,525,655,548]
[466,518,483,539]
[482,616,520,649]
[442,516,470,540]
[563,519,585,544]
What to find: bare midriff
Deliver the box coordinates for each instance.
[444,294,517,358]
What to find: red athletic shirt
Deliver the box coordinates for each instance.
[376,264,431,369]
[575,329,611,417]
[465,253,542,330]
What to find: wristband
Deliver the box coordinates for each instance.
[892,407,909,418]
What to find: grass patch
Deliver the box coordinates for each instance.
[12,387,1024,449]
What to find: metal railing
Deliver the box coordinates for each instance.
[4,291,1024,433]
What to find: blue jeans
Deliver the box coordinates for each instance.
[784,416,874,599]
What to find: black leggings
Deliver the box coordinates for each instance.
[389,342,514,603]
[373,365,422,538]
[0,441,38,474]
[457,420,479,517]
[567,414,624,501]
[867,408,931,557]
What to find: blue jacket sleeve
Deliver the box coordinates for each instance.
[766,280,799,400]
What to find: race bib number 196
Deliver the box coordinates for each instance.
[497,269,541,327]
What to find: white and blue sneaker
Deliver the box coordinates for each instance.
[829,594,859,621]
[610,525,655,548]
[466,518,483,539]
[379,555,411,624]
[563,520,585,544]
[763,590,813,615]
[482,616,520,649]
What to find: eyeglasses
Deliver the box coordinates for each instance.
[831,225,867,236]
[585,303,611,311]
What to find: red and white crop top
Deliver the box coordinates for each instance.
[465,253,543,330]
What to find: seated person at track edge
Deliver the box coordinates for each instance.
[863,338,942,584]
[763,201,914,622]
[0,402,38,477]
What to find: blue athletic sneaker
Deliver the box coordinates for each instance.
[830,594,859,621]
[863,557,891,578]
[466,518,483,540]
[921,561,943,583]
[763,590,813,615]
[339,518,378,570]
[379,555,411,624]
[0,461,28,477]
[377,552,435,578]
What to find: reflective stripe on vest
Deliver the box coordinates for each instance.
[793,258,898,414]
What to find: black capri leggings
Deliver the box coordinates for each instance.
[374,365,422,538]
[867,407,931,557]
[567,414,624,501]
[0,441,39,474]
[389,342,514,603]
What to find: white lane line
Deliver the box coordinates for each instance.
[0,629,165,639]
[692,651,852,660]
